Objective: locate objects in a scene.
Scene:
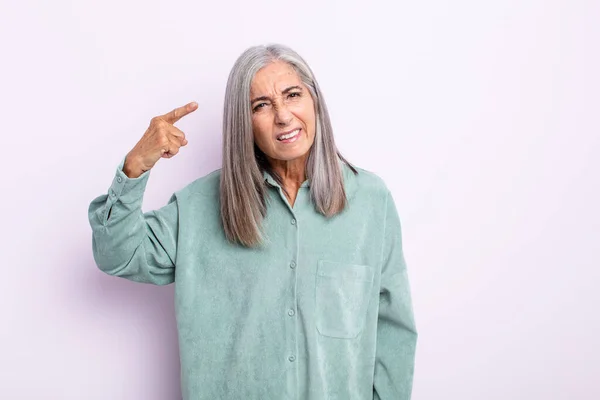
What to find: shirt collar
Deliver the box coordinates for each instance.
[263,168,309,188]
[262,158,356,197]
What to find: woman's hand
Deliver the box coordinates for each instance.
[123,101,198,178]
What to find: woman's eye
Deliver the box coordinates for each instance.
[288,92,301,98]
[253,103,266,112]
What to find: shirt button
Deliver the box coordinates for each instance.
[288,309,295,316]
[289,261,296,269]
[288,355,296,362]
[117,176,122,183]
[291,219,296,225]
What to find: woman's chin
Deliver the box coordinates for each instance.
[271,147,311,162]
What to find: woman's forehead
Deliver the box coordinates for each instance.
[250,62,302,94]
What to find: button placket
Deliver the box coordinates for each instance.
[287,213,299,396]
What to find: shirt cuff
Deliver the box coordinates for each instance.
[108,155,151,204]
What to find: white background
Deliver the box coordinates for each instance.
[0,0,598,399]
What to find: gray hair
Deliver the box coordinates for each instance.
[220,43,358,247]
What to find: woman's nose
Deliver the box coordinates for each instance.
[274,104,293,125]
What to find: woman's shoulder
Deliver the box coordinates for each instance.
[174,168,222,200]
[170,162,391,202]
[343,162,390,199]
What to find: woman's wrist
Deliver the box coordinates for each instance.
[122,153,144,179]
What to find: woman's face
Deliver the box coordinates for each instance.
[250,61,316,163]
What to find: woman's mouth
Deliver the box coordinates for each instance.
[277,128,301,143]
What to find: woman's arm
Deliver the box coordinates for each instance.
[373,189,418,399]
[87,155,178,286]
[87,102,197,285]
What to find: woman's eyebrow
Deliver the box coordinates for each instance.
[251,95,270,104]
[281,85,303,94]
[251,85,303,104]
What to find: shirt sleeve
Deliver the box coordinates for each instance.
[373,189,418,399]
[87,155,179,286]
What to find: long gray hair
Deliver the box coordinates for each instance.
[220,43,358,247]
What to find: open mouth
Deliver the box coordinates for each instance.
[277,128,301,143]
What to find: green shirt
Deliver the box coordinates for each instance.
[88,156,418,400]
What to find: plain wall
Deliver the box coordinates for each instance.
[1,0,598,398]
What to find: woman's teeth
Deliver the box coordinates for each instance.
[277,129,300,141]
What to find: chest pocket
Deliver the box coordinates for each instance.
[315,260,375,339]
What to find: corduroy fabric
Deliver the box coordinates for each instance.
[87,156,417,400]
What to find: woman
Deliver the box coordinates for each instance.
[88,43,417,400]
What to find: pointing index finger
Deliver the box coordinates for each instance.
[161,101,198,124]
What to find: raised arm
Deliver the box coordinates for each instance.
[87,102,198,285]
